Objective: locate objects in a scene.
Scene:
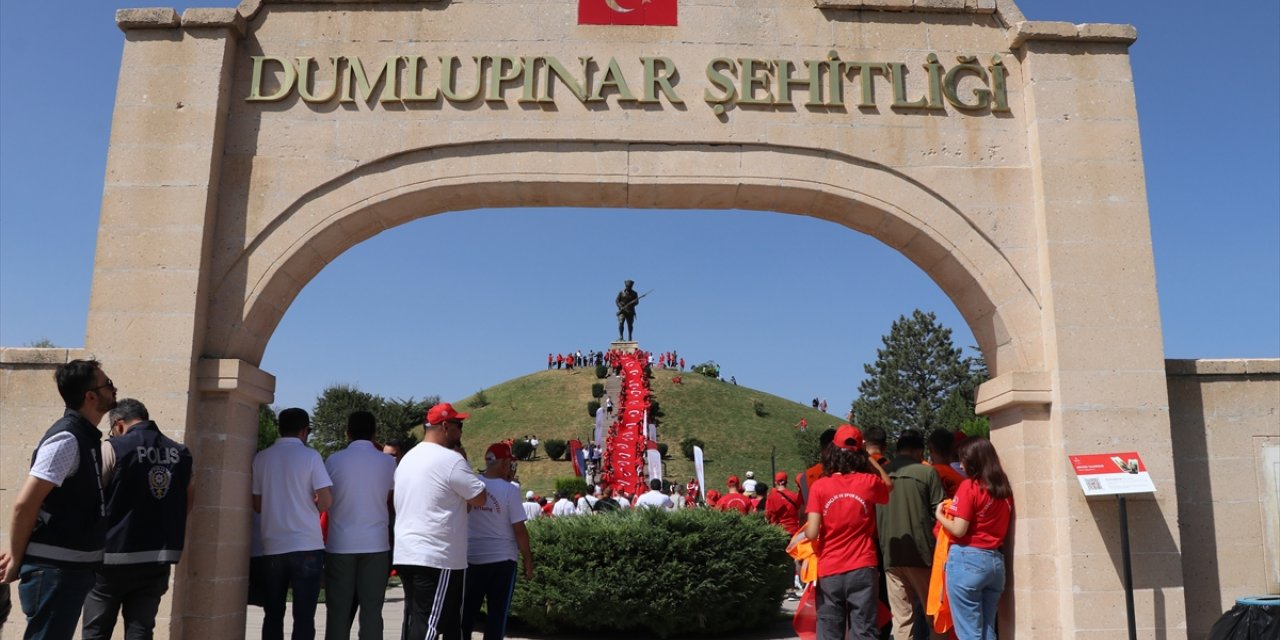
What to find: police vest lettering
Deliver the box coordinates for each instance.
[135,446,182,465]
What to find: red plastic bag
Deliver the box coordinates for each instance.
[793,584,817,640]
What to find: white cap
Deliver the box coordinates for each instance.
[745,471,755,478]
[525,490,535,499]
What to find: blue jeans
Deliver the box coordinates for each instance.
[945,545,1005,640]
[18,561,97,640]
[261,550,324,640]
[462,560,518,640]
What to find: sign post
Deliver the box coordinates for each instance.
[1068,451,1157,640]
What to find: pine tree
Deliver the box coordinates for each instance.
[851,310,986,439]
[310,384,381,457]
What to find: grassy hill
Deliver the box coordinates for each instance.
[439,368,845,497]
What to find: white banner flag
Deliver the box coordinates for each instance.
[647,449,662,482]
[693,446,706,504]
[594,407,605,446]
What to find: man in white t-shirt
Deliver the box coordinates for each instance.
[550,492,576,517]
[742,470,759,497]
[252,408,333,640]
[521,491,542,521]
[635,479,675,510]
[323,411,395,640]
[393,403,487,640]
[462,443,534,640]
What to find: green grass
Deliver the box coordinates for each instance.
[430,368,843,497]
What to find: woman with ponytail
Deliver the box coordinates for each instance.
[934,437,1013,640]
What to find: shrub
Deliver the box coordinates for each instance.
[587,400,601,417]
[554,477,589,498]
[649,400,662,417]
[511,509,791,637]
[794,428,821,466]
[657,442,669,458]
[752,399,768,417]
[691,361,719,378]
[544,439,568,461]
[468,388,490,409]
[595,364,608,379]
[591,383,605,398]
[680,437,705,461]
[512,439,535,461]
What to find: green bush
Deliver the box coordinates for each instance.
[691,361,719,378]
[544,439,568,461]
[468,388,490,409]
[649,400,662,417]
[587,400,601,418]
[657,442,669,458]
[595,364,608,379]
[680,437,705,461]
[752,399,768,417]
[512,439,535,461]
[591,383,605,398]
[794,428,821,466]
[512,509,790,637]
[554,477,589,498]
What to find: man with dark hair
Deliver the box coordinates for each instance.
[81,398,193,640]
[926,428,965,498]
[797,427,838,505]
[3,358,117,639]
[394,403,487,640]
[323,411,395,640]
[862,426,890,468]
[877,430,945,640]
[635,478,674,510]
[252,408,332,640]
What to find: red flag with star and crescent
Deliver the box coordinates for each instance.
[579,0,677,26]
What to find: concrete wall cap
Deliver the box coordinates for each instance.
[813,0,994,13]
[181,8,247,37]
[1011,20,1138,48]
[115,8,180,31]
[0,347,90,365]
[1165,358,1280,377]
[236,0,263,21]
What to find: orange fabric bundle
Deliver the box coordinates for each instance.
[928,499,955,635]
[786,530,819,585]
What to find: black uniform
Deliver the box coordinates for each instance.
[81,420,193,640]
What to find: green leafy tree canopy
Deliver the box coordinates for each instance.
[310,384,435,457]
[851,310,987,440]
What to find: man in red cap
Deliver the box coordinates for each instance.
[393,403,487,640]
[462,443,534,640]
[765,471,802,535]
[716,476,752,514]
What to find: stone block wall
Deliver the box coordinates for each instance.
[1167,358,1280,636]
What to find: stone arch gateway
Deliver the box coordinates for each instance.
[41,0,1190,637]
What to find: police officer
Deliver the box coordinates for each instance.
[81,398,193,640]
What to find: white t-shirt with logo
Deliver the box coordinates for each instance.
[252,438,333,556]
[467,475,526,565]
[393,442,486,570]
[325,440,396,554]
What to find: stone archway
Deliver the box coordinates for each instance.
[73,0,1184,637]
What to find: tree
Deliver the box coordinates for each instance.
[310,384,381,457]
[851,310,987,439]
[376,396,435,448]
[25,338,56,348]
[258,405,280,452]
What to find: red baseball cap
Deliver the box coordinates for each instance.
[484,442,513,465]
[426,402,470,426]
[834,424,864,451]
[774,471,788,483]
[726,475,740,487]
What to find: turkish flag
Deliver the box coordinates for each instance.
[579,0,676,26]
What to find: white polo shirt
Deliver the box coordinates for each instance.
[467,475,525,565]
[636,489,674,510]
[393,442,485,570]
[324,439,396,554]
[252,437,333,556]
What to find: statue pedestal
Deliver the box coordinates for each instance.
[610,340,639,353]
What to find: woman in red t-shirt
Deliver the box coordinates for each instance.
[935,437,1013,640]
[803,425,893,640]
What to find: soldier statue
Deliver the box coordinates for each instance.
[616,280,640,341]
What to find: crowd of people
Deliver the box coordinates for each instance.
[1,358,1011,640]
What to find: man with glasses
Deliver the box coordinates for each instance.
[2,359,117,639]
[393,403,487,640]
[252,408,333,640]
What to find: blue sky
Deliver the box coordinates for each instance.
[1,1,1277,416]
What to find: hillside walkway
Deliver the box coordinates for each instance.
[243,590,802,639]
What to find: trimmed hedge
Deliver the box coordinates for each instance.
[587,400,601,417]
[680,437,705,461]
[511,508,791,637]
[657,442,669,458]
[595,364,608,379]
[512,439,535,461]
[591,382,605,398]
[554,477,589,498]
[544,438,568,461]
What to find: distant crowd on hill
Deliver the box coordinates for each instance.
[545,348,687,372]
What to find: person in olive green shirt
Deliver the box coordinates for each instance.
[876,430,946,640]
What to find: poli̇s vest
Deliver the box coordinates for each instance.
[103,421,193,565]
[26,409,107,568]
